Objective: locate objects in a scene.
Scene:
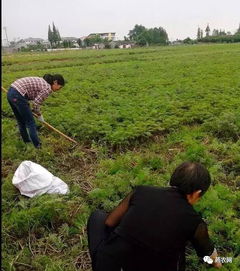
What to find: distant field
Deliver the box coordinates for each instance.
[2,44,240,144]
[2,44,240,271]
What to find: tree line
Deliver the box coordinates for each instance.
[47,22,240,49]
[127,24,168,46]
[47,23,169,48]
[23,21,240,51]
[7,21,239,53]
[196,24,240,43]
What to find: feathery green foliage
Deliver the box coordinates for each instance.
[2,44,240,270]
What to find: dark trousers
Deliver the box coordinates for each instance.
[7,87,40,147]
[87,210,186,271]
[87,211,166,271]
[87,210,113,270]
[88,210,128,271]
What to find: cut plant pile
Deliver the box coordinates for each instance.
[2,44,240,271]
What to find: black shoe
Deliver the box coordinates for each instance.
[35,144,42,149]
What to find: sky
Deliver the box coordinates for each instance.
[2,0,240,43]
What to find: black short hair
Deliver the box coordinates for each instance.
[43,74,65,86]
[170,162,211,196]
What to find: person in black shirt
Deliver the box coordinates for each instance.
[87,162,222,270]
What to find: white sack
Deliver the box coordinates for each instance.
[12,161,69,198]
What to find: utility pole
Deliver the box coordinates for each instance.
[3,26,9,46]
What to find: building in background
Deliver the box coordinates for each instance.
[23,37,44,45]
[87,32,116,41]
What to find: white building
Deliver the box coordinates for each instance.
[61,37,78,42]
[12,38,50,50]
[24,38,44,45]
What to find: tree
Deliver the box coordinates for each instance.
[197,27,201,39]
[200,30,203,39]
[128,25,168,46]
[84,35,103,47]
[77,38,82,47]
[219,29,226,36]
[236,24,240,34]
[128,25,146,41]
[52,22,61,47]
[183,37,197,44]
[84,38,91,47]
[48,25,53,47]
[212,29,219,36]
[63,40,73,48]
[149,27,168,45]
[57,29,61,41]
[136,30,150,46]
[103,38,111,49]
[205,24,210,37]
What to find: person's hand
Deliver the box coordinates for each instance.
[37,114,44,122]
[32,109,41,116]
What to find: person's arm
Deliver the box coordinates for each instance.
[191,222,222,268]
[32,88,51,115]
[105,192,133,227]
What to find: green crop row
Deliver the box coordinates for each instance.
[3,44,240,146]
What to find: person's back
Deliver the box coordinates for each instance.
[88,162,222,271]
[113,185,203,270]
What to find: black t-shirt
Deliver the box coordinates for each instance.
[113,185,214,270]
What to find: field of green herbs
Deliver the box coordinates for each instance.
[2,44,240,271]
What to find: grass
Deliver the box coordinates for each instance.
[2,43,240,270]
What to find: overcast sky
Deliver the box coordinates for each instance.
[2,0,240,42]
